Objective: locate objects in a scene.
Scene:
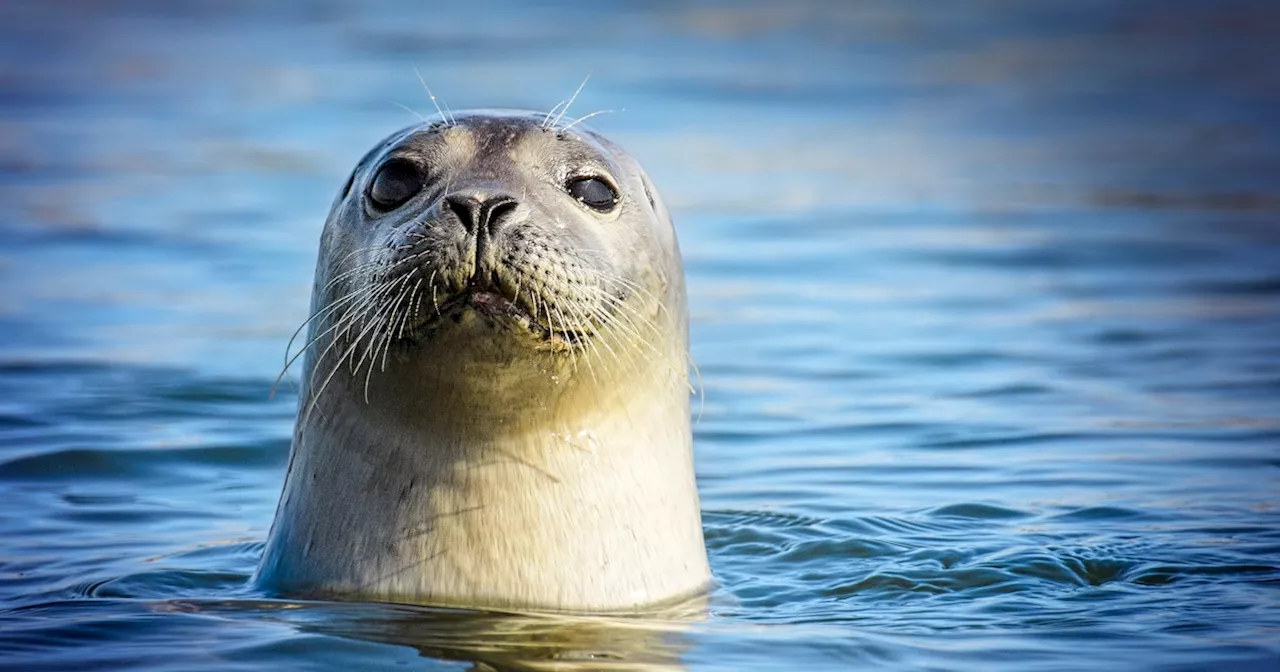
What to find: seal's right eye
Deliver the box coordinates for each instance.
[368,158,424,211]
[567,176,619,212]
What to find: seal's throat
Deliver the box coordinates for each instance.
[257,351,710,612]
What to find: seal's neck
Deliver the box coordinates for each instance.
[257,352,711,612]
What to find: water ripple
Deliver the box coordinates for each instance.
[2,0,1279,669]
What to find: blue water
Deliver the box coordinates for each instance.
[2,1,1279,670]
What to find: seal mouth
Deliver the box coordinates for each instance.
[412,284,590,347]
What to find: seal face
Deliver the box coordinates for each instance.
[256,110,710,613]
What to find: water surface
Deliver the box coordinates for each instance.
[1,1,1278,670]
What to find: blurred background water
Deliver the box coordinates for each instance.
[1,1,1279,670]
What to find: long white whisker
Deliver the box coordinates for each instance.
[273,283,379,397]
[589,281,695,393]
[561,109,621,133]
[413,65,453,125]
[358,274,413,402]
[542,100,568,129]
[552,73,592,129]
[563,296,601,389]
[301,274,408,426]
[393,101,428,123]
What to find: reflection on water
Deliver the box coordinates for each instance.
[1,1,1279,670]
[180,599,700,672]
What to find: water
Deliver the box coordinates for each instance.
[2,1,1279,669]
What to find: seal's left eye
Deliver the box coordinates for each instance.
[567,176,618,211]
[368,158,423,211]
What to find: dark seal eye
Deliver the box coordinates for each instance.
[368,158,424,211]
[567,176,618,211]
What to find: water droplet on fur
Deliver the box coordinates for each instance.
[576,429,600,453]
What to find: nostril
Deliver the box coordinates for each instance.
[445,193,519,235]
[482,197,518,235]
[445,195,483,233]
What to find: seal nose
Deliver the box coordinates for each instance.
[445,192,519,237]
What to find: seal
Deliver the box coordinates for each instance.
[255,110,711,613]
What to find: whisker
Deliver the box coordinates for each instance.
[273,283,379,398]
[358,274,413,402]
[560,108,621,133]
[413,64,454,125]
[552,72,592,129]
[393,101,428,124]
[300,274,409,427]
[542,99,568,129]
[563,297,601,389]
[587,280,695,393]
